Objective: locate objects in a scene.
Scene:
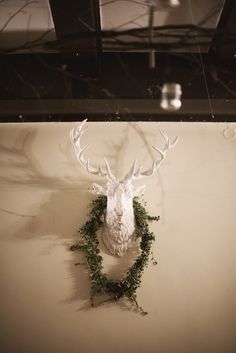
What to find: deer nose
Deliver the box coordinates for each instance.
[115,208,123,217]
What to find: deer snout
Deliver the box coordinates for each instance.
[115,208,124,217]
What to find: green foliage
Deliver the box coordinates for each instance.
[70,196,159,315]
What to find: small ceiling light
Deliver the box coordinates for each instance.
[160,83,182,111]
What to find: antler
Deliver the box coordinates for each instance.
[70,119,116,181]
[123,129,178,181]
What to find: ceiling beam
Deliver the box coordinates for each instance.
[0,99,235,122]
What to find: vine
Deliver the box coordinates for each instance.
[70,196,159,315]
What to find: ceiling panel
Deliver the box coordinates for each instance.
[100,0,225,52]
[0,0,56,52]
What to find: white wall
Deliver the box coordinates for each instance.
[0,121,236,353]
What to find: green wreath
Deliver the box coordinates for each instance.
[70,196,159,315]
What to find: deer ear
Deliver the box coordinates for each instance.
[134,185,146,197]
[90,183,107,195]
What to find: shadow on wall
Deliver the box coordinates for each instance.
[12,189,91,241]
[0,126,92,241]
[9,187,143,311]
[3,187,96,306]
[0,126,92,306]
[0,125,144,311]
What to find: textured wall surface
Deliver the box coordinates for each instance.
[0,121,236,353]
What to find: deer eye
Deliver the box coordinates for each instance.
[126,189,133,198]
[107,188,114,197]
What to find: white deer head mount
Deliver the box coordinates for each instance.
[70,120,178,257]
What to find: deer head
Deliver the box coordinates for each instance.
[70,119,178,257]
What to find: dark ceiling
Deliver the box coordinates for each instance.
[0,0,236,122]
